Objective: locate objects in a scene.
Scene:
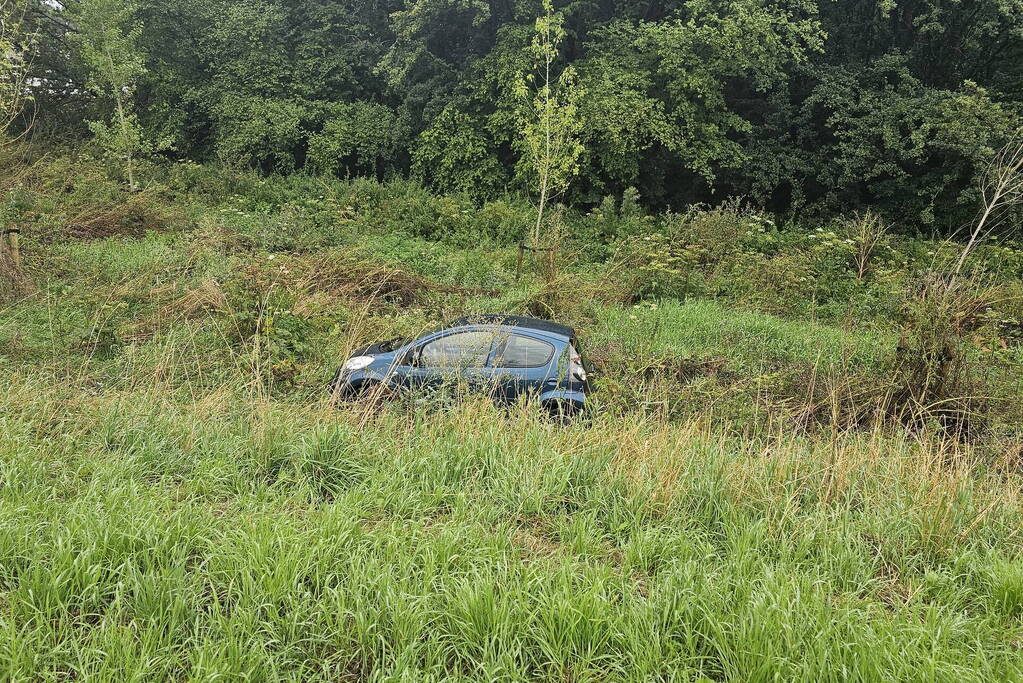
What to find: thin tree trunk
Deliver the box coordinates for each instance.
[955,195,997,275]
[113,89,136,192]
[532,39,553,251]
[106,44,136,192]
[533,178,547,250]
[956,134,1023,275]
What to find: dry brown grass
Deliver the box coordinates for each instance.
[63,188,175,240]
[297,250,497,306]
[123,278,232,344]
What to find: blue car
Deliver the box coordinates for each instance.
[329,314,591,415]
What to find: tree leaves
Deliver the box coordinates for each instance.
[19,0,1023,230]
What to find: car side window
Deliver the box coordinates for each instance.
[493,334,555,369]
[417,331,496,368]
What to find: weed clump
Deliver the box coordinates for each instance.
[891,274,1002,437]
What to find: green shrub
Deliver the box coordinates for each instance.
[573,188,653,261]
[222,259,316,388]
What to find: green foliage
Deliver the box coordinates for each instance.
[3,192,1022,672]
[1,0,33,141]
[12,150,1023,413]
[622,206,773,301]
[210,95,308,171]
[1,161,1023,679]
[69,0,157,190]
[16,0,1023,231]
[514,0,585,246]
[592,0,823,188]
[307,102,406,178]
[573,188,652,260]
[2,382,1022,679]
[412,105,507,197]
[795,62,1015,226]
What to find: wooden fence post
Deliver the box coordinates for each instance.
[7,226,21,269]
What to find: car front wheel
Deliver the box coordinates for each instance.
[541,398,583,422]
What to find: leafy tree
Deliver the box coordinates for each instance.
[379,0,504,128]
[70,0,149,191]
[773,0,1023,225]
[210,95,308,171]
[573,0,824,205]
[307,101,407,179]
[798,61,1015,226]
[412,104,506,196]
[1,0,33,144]
[514,0,584,249]
[131,0,397,169]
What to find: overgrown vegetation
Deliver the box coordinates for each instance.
[4,0,1023,675]
[3,387,1022,680]
[1,153,1022,677]
[4,153,1022,424]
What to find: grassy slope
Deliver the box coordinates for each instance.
[2,386,1021,680]
[1,177,1022,680]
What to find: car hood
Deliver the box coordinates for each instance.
[350,337,408,358]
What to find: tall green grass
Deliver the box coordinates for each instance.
[1,381,1022,680]
[592,300,893,374]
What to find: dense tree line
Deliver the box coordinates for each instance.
[12,0,1023,230]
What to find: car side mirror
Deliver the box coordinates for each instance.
[404,348,422,366]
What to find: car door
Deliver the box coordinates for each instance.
[396,329,500,393]
[489,332,559,404]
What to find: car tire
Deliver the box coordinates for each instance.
[328,375,393,404]
[542,399,581,422]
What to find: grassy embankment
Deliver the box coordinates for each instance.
[1,158,1022,679]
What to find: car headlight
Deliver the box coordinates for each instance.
[342,355,375,371]
[569,346,586,381]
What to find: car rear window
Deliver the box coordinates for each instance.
[494,334,555,368]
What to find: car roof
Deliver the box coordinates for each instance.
[448,314,575,340]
